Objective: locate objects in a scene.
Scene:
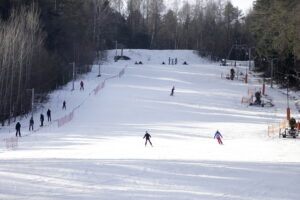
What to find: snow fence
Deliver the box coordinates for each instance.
[2,66,128,150]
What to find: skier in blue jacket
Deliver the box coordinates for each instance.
[214,130,223,145]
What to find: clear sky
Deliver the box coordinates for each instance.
[230,0,254,13]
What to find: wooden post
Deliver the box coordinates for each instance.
[287,108,291,120]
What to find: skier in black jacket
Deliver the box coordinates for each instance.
[143,131,153,147]
[62,100,66,110]
[16,122,21,137]
[170,86,175,96]
[40,114,44,126]
[47,109,51,122]
[29,117,34,131]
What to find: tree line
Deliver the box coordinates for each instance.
[0,0,99,124]
[247,0,300,87]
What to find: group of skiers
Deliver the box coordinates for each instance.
[14,75,224,145]
[15,81,86,137]
[143,130,223,146]
[163,58,188,65]
[168,57,178,65]
[142,86,224,146]
[15,109,51,137]
[134,61,143,65]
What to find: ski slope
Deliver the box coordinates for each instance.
[1,49,300,200]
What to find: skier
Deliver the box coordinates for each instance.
[15,122,21,137]
[170,86,175,96]
[168,57,171,65]
[62,100,66,110]
[29,117,34,131]
[80,81,84,91]
[143,131,153,147]
[214,130,223,145]
[40,113,44,127]
[230,68,235,80]
[175,58,178,65]
[47,109,51,122]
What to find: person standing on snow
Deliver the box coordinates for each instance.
[214,130,223,145]
[29,117,34,131]
[47,109,51,122]
[15,122,21,137]
[62,100,66,110]
[80,81,84,90]
[230,68,235,80]
[40,113,44,127]
[143,131,153,147]
[170,86,175,96]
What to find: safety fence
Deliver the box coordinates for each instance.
[221,72,242,81]
[241,88,256,104]
[221,68,265,86]
[225,60,255,68]
[268,120,289,136]
[3,137,18,149]
[57,110,75,128]
[268,119,300,137]
[56,65,127,128]
[1,66,128,150]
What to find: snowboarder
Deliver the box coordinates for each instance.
[170,86,175,96]
[143,131,153,147]
[40,114,44,127]
[80,81,84,91]
[162,62,165,65]
[214,130,223,145]
[15,122,21,137]
[29,117,34,131]
[230,68,235,80]
[183,61,188,65]
[139,61,143,65]
[62,100,66,110]
[47,109,51,122]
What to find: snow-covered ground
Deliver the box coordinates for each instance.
[0,49,300,200]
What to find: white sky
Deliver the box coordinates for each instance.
[164,0,255,14]
[230,0,254,13]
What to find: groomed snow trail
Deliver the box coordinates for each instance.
[0,50,300,200]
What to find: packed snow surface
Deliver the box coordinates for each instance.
[1,49,300,200]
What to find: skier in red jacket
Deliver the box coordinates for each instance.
[214,130,223,145]
[80,81,84,90]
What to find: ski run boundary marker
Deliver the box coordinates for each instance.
[1,66,128,150]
